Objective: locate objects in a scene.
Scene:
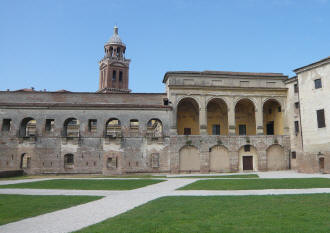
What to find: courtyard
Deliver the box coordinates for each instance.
[0,171,329,233]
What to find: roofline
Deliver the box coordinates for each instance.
[284,76,298,84]
[163,70,288,83]
[0,91,166,95]
[0,102,172,110]
[294,56,330,74]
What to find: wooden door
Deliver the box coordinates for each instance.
[243,156,253,170]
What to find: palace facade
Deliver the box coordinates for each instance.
[0,27,329,175]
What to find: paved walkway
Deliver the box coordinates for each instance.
[0,179,196,233]
[0,171,330,233]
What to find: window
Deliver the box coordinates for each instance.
[130,119,139,128]
[212,124,220,135]
[239,125,246,135]
[112,70,116,81]
[244,145,251,152]
[184,128,191,135]
[294,121,299,134]
[291,151,296,159]
[88,119,97,133]
[317,109,326,128]
[2,119,11,132]
[119,71,123,82]
[45,119,54,132]
[294,84,298,93]
[107,157,117,168]
[64,154,74,168]
[295,102,299,109]
[314,79,322,89]
[278,106,281,112]
[240,81,249,87]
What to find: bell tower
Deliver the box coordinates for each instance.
[98,26,131,93]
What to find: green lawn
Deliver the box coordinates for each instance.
[0,179,164,190]
[0,174,166,181]
[0,194,102,225]
[171,174,259,179]
[179,178,330,190]
[75,194,330,233]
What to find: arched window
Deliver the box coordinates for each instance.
[147,119,163,137]
[64,154,74,168]
[130,119,139,129]
[63,118,80,137]
[19,117,36,137]
[20,153,31,169]
[105,118,121,137]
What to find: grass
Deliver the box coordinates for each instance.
[171,174,259,179]
[0,179,164,190]
[0,174,167,181]
[75,194,330,233]
[178,178,330,190]
[0,194,102,225]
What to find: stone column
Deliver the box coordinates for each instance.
[199,107,207,135]
[228,106,236,135]
[170,105,178,135]
[255,99,264,135]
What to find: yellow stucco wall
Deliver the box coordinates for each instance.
[207,100,228,135]
[177,99,200,135]
[263,100,284,135]
[235,100,256,135]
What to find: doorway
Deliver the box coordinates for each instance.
[266,121,274,135]
[319,157,325,173]
[243,156,253,170]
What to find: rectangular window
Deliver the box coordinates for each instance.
[314,79,322,89]
[294,121,299,134]
[45,119,54,132]
[291,151,296,159]
[184,128,191,135]
[294,84,298,93]
[317,109,326,128]
[112,70,116,81]
[295,102,299,109]
[119,71,123,82]
[212,124,220,135]
[2,119,11,132]
[266,81,276,87]
[278,106,281,112]
[88,119,97,132]
[130,119,139,128]
[240,81,249,87]
[239,124,246,135]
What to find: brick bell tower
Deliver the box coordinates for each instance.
[98,26,131,93]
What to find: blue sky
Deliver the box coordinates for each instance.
[0,0,329,93]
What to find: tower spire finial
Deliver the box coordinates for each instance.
[114,25,118,35]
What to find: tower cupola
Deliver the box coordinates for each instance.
[98,26,131,93]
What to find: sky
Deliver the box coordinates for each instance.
[0,0,330,93]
